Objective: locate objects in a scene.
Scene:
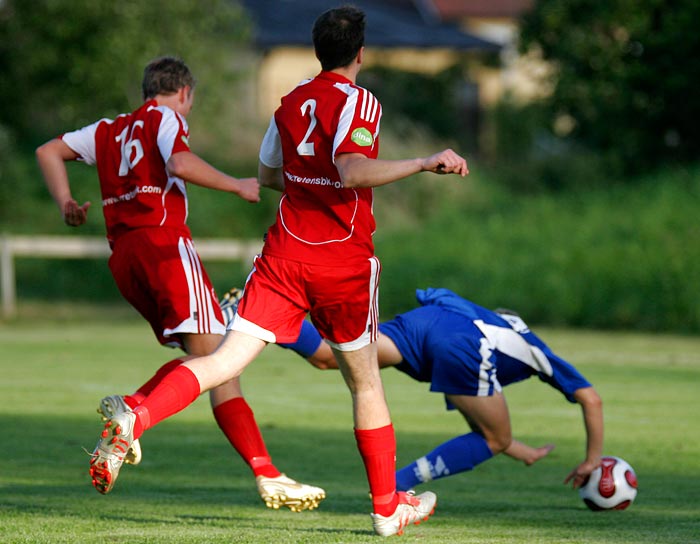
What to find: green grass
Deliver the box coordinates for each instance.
[1,316,699,543]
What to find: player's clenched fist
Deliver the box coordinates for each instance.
[421,148,469,177]
[235,177,261,203]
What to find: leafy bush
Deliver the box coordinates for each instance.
[482,98,612,193]
[0,0,253,157]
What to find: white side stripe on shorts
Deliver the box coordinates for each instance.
[178,237,216,334]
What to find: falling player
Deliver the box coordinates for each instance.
[276,287,604,491]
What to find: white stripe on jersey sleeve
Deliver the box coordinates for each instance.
[360,88,369,120]
[259,116,283,168]
[61,119,111,165]
[368,94,380,123]
[358,89,379,123]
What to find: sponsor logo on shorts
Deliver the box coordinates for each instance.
[351,127,373,147]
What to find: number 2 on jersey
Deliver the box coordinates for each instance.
[296,99,317,156]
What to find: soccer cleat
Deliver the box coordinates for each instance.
[97,395,142,465]
[256,473,327,512]
[89,411,136,494]
[371,490,437,537]
[219,286,244,327]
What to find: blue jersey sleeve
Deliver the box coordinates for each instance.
[278,319,324,358]
[537,353,592,402]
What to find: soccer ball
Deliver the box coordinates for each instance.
[579,456,638,511]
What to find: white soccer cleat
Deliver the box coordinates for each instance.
[371,490,437,537]
[97,395,142,465]
[89,411,136,494]
[256,473,327,512]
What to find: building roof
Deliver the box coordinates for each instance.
[424,0,534,20]
[239,0,501,51]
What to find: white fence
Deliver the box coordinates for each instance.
[0,234,262,319]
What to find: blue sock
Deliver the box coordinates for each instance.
[395,433,494,491]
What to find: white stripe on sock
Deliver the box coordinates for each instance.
[415,457,433,483]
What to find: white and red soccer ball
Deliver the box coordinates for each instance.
[579,456,638,511]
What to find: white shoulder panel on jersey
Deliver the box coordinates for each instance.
[332,83,360,161]
[474,319,553,376]
[62,118,112,165]
[154,105,187,163]
[259,115,283,168]
[498,313,531,334]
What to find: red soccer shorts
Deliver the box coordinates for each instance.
[233,253,380,350]
[108,227,225,348]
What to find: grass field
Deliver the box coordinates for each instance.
[1,313,699,543]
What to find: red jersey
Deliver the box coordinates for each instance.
[61,100,191,245]
[259,71,382,265]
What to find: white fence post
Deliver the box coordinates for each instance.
[1,234,17,320]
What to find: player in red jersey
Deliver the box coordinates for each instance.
[87,9,467,536]
[36,56,326,511]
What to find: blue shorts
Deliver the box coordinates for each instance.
[379,306,502,400]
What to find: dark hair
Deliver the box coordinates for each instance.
[141,56,196,100]
[312,5,365,71]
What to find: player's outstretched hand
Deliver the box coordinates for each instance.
[564,458,600,489]
[236,177,261,203]
[421,148,469,177]
[63,199,91,226]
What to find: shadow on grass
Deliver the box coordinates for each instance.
[2,414,699,543]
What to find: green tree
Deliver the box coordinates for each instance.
[519,0,700,176]
[0,0,259,227]
[0,0,251,146]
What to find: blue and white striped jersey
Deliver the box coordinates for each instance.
[379,288,591,404]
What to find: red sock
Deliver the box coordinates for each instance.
[355,424,399,517]
[132,365,201,439]
[213,397,281,478]
[123,393,144,409]
[135,358,186,398]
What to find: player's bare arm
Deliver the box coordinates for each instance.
[303,331,400,370]
[335,149,468,189]
[258,162,284,192]
[35,138,91,226]
[564,386,604,487]
[166,151,260,203]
